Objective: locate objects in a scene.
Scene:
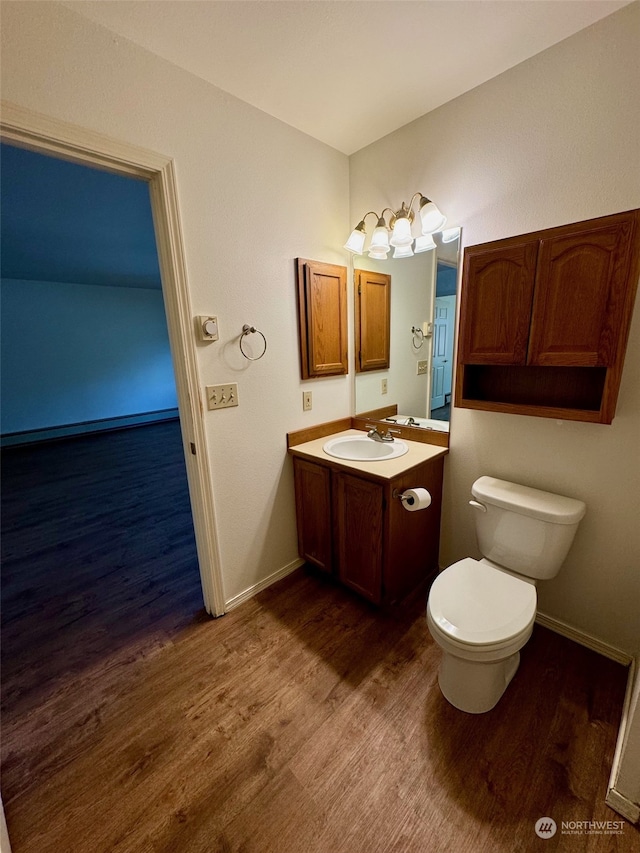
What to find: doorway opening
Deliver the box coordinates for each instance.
[0,101,227,851]
[1,140,209,677]
[0,103,224,618]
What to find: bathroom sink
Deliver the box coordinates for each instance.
[323,435,409,461]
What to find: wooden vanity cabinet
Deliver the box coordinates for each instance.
[456,209,640,423]
[292,455,444,605]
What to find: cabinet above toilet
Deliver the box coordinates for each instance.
[455,209,640,423]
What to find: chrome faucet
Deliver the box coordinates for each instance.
[366,424,400,443]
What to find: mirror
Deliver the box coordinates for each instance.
[354,230,460,434]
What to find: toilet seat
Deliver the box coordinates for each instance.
[428,558,536,649]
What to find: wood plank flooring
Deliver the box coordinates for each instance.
[1,424,637,852]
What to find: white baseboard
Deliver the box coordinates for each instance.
[606,787,640,824]
[224,558,304,611]
[535,611,633,666]
[607,657,640,824]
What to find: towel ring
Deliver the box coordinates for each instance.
[240,324,267,361]
[411,326,425,349]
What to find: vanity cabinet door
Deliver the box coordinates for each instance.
[459,240,538,365]
[293,458,333,573]
[334,472,384,604]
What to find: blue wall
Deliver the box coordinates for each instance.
[1,143,177,438]
[1,143,162,288]
[436,263,457,297]
[1,279,178,435]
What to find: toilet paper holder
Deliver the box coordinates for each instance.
[392,488,425,504]
[392,487,432,512]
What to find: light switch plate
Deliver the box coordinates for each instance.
[206,383,238,410]
[303,391,312,411]
[417,360,428,375]
[381,379,388,394]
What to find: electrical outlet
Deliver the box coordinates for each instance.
[381,379,388,395]
[417,360,428,375]
[303,391,312,411]
[206,383,238,410]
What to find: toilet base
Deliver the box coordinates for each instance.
[438,650,521,714]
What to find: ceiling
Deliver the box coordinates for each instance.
[62,0,631,154]
[2,2,630,288]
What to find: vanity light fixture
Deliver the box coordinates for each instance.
[344,192,446,258]
[414,234,437,254]
[441,226,461,243]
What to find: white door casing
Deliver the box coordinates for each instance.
[0,100,225,617]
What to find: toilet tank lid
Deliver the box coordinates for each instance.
[472,476,586,524]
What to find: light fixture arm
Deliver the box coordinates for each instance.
[345,193,446,257]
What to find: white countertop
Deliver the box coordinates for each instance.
[288,429,447,481]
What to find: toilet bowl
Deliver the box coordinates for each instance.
[427,558,536,713]
[427,477,586,714]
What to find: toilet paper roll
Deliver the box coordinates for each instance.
[401,487,432,512]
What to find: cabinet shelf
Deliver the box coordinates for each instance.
[462,365,607,413]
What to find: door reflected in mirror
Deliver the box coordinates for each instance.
[354,231,460,434]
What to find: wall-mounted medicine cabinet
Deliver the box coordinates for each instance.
[296,258,348,379]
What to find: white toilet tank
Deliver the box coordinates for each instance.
[471,476,586,580]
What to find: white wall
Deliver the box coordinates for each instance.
[1,278,177,434]
[0,1,350,604]
[350,2,640,654]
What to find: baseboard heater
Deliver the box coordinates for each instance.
[1,408,180,447]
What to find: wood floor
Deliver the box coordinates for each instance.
[1,425,637,852]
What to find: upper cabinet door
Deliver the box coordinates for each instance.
[528,213,639,366]
[459,241,538,364]
[355,269,391,372]
[296,259,348,379]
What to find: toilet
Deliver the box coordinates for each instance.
[427,476,586,714]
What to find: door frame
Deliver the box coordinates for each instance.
[0,100,225,616]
